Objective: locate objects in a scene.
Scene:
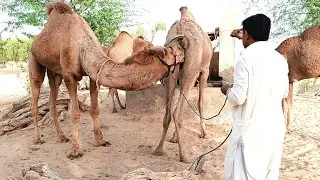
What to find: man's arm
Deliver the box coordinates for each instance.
[227,57,249,106]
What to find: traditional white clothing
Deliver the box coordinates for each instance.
[224,41,289,180]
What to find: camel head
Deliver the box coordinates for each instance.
[45,1,73,16]
[215,27,220,38]
[230,28,243,40]
[179,6,195,21]
[145,46,184,67]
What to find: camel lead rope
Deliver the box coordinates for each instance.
[95,58,111,90]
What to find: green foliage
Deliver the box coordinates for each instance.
[304,0,320,29]
[130,26,145,38]
[242,0,320,40]
[297,78,318,94]
[154,21,167,32]
[0,0,141,45]
[151,21,167,41]
[0,39,32,62]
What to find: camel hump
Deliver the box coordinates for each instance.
[179,6,195,21]
[46,2,73,16]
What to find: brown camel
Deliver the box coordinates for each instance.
[101,33,153,113]
[230,26,320,133]
[153,7,213,162]
[29,2,183,159]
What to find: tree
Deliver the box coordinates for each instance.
[242,0,320,40]
[0,0,142,45]
[130,26,145,38]
[151,21,167,42]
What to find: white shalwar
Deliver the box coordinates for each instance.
[224,41,289,180]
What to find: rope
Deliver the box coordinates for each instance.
[175,81,228,121]
[95,60,110,90]
[188,127,232,171]
[95,46,113,90]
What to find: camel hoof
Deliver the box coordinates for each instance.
[199,133,210,139]
[112,109,118,113]
[169,136,178,143]
[94,139,111,147]
[120,106,126,109]
[179,156,192,163]
[33,138,45,145]
[67,149,83,160]
[286,130,291,135]
[58,135,69,143]
[152,149,165,156]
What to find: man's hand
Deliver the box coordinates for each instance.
[221,84,232,95]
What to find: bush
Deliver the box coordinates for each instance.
[0,39,33,62]
[297,78,318,94]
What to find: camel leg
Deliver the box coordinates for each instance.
[29,54,45,144]
[172,76,196,163]
[47,70,69,143]
[89,79,109,147]
[110,88,118,113]
[286,82,294,134]
[115,89,126,109]
[64,75,83,159]
[153,66,179,155]
[173,80,194,163]
[198,70,209,138]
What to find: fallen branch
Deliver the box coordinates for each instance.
[0,90,89,135]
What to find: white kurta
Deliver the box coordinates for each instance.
[224,41,289,180]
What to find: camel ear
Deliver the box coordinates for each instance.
[149,46,176,66]
[149,46,166,59]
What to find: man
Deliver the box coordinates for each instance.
[221,14,289,180]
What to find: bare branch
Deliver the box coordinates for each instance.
[36,0,45,5]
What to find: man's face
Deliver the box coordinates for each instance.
[241,29,250,48]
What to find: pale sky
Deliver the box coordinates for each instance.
[0,0,245,40]
[0,0,283,51]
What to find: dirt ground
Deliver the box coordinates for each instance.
[0,81,319,179]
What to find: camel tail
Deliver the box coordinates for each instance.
[46,2,73,16]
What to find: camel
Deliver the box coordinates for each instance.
[153,7,213,162]
[29,2,183,159]
[230,26,320,133]
[101,33,153,113]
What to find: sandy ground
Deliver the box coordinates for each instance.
[0,71,319,179]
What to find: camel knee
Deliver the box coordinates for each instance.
[30,73,45,87]
[31,106,38,117]
[90,107,99,119]
[70,111,81,123]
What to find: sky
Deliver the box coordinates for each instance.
[128,0,249,45]
[0,0,282,50]
[0,0,245,40]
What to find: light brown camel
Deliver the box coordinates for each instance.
[101,33,153,113]
[153,7,213,162]
[230,26,320,133]
[29,2,183,159]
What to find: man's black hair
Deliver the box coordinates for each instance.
[242,14,271,41]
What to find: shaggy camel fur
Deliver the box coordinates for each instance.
[102,32,153,113]
[29,2,182,159]
[230,26,320,133]
[153,7,213,162]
